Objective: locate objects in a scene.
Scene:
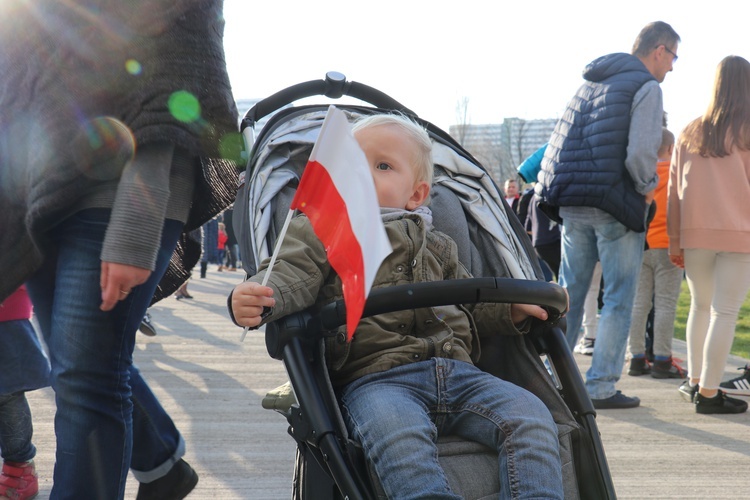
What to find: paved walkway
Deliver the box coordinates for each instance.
[26,269,750,499]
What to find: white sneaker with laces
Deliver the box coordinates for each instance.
[574,337,595,356]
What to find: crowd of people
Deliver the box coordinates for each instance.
[1,5,750,499]
[516,21,750,415]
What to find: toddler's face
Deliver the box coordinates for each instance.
[354,124,428,210]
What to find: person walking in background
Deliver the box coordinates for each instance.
[574,262,602,356]
[200,218,220,278]
[0,1,241,497]
[525,191,561,281]
[627,127,685,379]
[536,21,681,409]
[517,145,561,281]
[668,55,750,414]
[503,178,521,214]
[0,286,50,500]
[217,222,229,272]
[176,229,202,300]
[222,206,240,272]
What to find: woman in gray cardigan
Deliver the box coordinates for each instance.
[0,1,240,498]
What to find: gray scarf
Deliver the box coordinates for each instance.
[380,206,433,230]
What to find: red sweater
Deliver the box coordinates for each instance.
[217,230,228,250]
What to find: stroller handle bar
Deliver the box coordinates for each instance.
[319,277,568,331]
[241,71,416,128]
[266,278,568,360]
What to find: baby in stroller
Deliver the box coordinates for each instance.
[229,113,564,499]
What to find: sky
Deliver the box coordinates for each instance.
[222,0,750,138]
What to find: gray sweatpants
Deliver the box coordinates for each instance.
[627,248,684,358]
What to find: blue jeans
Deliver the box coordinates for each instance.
[339,358,563,500]
[559,218,645,399]
[26,209,185,499]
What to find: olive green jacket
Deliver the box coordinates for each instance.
[248,212,526,387]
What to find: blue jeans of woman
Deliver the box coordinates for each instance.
[559,218,645,399]
[26,209,185,499]
[339,358,563,500]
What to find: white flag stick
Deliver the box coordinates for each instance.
[240,208,296,342]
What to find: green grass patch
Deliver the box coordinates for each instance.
[673,280,750,361]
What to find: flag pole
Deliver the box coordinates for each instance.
[240,208,296,342]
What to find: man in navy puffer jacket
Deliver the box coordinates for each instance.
[535,21,680,410]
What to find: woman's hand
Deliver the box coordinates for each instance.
[100,261,151,311]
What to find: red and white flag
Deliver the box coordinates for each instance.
[289,106,392,341]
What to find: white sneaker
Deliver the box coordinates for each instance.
[574,337,595,355]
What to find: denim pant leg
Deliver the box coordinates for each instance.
[585,221,645,399]
[439,359,563,500]
[0,392,35,463]
[340,360,563,500]
[559,220,600,350]
[26,209,184,499]
[340,361,460,500]
[130,365,185,483]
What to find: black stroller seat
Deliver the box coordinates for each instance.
[234,72,616,500]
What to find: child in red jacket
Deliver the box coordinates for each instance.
[217,222,229,272]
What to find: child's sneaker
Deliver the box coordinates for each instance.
[628,356,651,376]
[651,357,685,379]
[574,337,595,355]
[678,380,698,403]
[719,364,750,396]
[0,460,38,500]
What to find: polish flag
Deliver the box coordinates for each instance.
[290,106,392,341]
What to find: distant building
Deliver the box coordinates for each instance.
[449,118,556,183]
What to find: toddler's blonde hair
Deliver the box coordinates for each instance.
[351,113,434,191]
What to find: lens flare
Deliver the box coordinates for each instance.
[168,90,201,123]
[72,116,135,180]
[125,59,142,75]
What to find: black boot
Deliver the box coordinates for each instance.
[136,459,198,500]
[200,261,207,278]
[628,357,650,376]
[651,357,685,379]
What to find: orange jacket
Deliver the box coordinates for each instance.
[646,160,670,249]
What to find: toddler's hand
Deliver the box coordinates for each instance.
[232,282,276,328]
[510,303,548,325]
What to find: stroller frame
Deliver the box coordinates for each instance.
[236,72,616,500]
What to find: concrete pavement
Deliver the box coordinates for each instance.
[25,268,750,499]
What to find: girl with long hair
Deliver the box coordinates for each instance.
[668,55,750,414]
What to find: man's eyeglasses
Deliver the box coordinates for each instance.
[662,45,678,62]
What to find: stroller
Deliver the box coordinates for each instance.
[234,72,616,500]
